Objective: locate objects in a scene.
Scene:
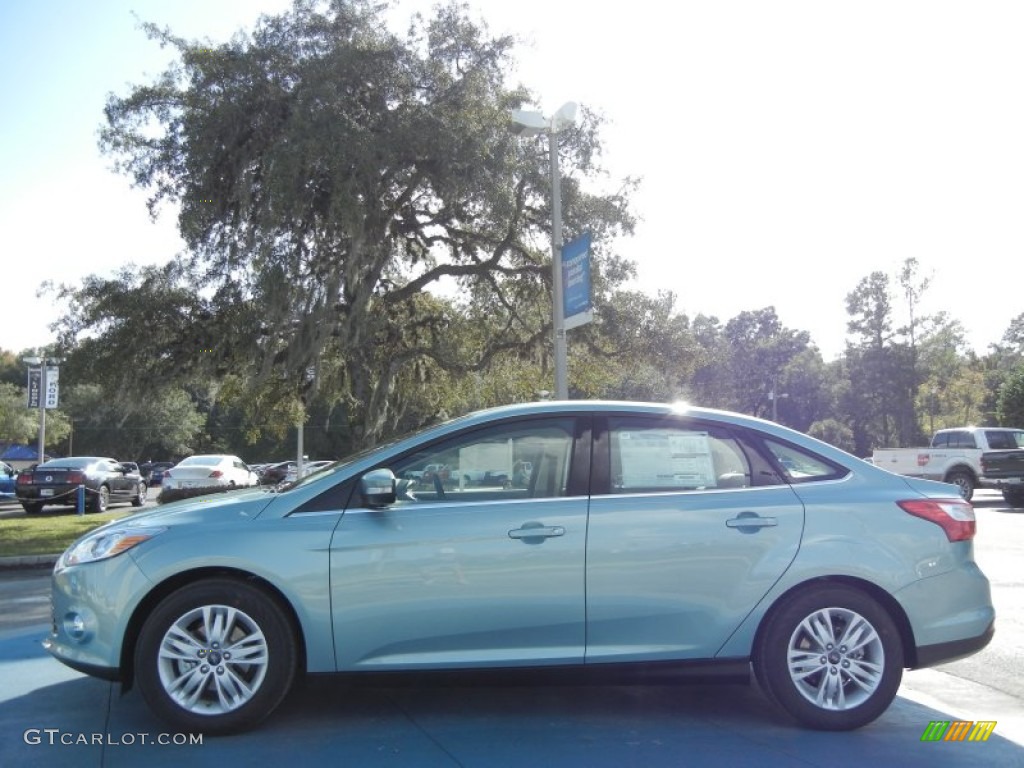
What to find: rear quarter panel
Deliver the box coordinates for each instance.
[716,472,972,658]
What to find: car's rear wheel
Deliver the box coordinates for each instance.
[91,485,110,513]
[945,471,974,501]
[135,579,297,735]
[754,585,903,730]
[132,482,148,507]
[1003,489,1024,508]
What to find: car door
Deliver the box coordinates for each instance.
[329,415,590,670]
[102,460,132,500]
[584,413,805,663]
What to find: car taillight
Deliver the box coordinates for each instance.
[208,470,224,478]
[16,474,31,485]
[164,470,173,478]
[898,498,976,542]
[66,472,85,484]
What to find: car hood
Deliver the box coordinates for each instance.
[111,488,275,529]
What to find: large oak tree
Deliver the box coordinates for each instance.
[57,0,634,446]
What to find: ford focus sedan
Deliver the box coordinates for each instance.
[44,401,994,734]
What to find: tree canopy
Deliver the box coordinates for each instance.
[58,0,635,446]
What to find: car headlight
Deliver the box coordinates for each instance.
[59,526,167,569]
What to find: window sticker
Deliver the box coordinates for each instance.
[617,430,717,489]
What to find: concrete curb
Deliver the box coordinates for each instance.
[0,554,59,570]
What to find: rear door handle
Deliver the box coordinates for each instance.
[509,525,566,540]
[726,513,778,532]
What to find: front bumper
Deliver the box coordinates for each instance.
[43,553,153,681]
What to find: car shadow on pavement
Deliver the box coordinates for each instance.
[3,677,1023,768]
[3,629,1022,768]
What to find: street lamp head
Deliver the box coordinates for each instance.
[550,101,578,132]
[509,109,548,136]
[510,102,578,136]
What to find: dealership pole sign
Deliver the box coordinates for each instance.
[26,365,59,409]
[561,233,593,330]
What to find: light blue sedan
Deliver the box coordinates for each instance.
[44,401,994,734]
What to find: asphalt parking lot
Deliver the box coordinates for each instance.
[1,493,1023,767]
[2,623,1022,768]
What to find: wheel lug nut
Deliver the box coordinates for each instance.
[224,653,231,660]
[830,667,838,674]
[217,666,224,674]
[200,665,209,673]
[820,656,827,664]
[842,661,850,668]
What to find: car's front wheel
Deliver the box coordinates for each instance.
[754,585,903,730]
[135,579,297,734]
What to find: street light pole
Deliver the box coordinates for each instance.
[511,102,578,401]
[547,127,568,400]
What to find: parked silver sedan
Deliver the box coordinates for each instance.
[43,401,994,734]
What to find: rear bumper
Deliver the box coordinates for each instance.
[16,485,80,503]
[915,621,994,668]
[894,561,995,668]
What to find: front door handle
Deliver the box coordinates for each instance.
[726,512,778,533]
[509,523,566,541]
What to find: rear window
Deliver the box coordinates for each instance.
[178,456,220,466]
[40,459,93,469]
[762,439,849,483]
[985,430,1024,450]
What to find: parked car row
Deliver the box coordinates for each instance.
[250,460,336,486]
[12,454,267,513]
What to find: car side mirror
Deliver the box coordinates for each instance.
[361,469,397,509]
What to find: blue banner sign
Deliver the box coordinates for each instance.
[561,233,593,330]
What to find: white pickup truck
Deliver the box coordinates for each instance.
[872,427,1024,501]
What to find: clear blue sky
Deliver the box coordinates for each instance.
[2,0,1022,362]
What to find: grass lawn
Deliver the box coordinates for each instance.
[0,509,128,558]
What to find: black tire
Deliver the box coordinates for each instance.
[132,482,148,507]
[21,502,43,514]
[945,471,974,501]
[91,485,110,513]
[754,585,904,730]
[1003,489,1024,508]
[135,579,297,735]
